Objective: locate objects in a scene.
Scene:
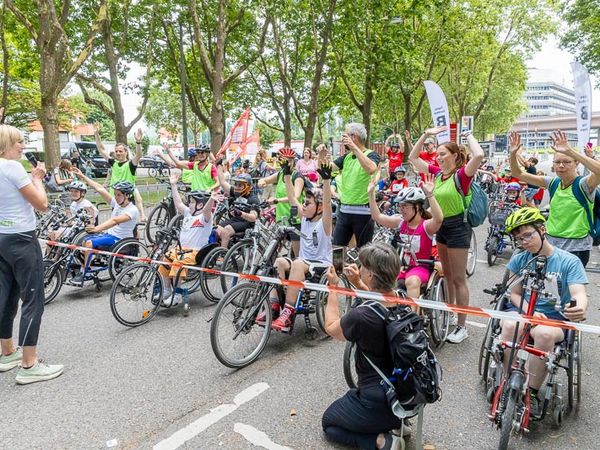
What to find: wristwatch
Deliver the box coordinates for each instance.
[273,199,279,204]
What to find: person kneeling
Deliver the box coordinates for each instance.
[502,207,588,418]
[158,171,217,306]
[268,161,333,333]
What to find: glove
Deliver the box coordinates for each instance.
[215,157,223,167]
[231,208,242,217]
[317,163,332,180]
[281,159,291,176]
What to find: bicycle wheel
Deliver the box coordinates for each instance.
[568,331,582,411]
[108,238,149,280]
[145,203,172,244]
[466,229,477,277]
[479,318,495,378]
[43,260,64,305]
[487,236,499,266]
[428,275,450,347]
[110,263,162,327]
[210,283,273,368]
[148,167,158,178]
[499,386,519,450]
[343,341,358,389]
[220,240,262,292]
[199,247,227,303]
[315,275,352,334]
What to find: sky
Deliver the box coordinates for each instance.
[119,35,600,132]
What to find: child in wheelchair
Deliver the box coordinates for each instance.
[367,173,443,302]
[47,180,99,242]
[500,207,588,417]
[158,171,217,306]
[264,160,333,333]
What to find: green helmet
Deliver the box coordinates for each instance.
[505,207,545,233]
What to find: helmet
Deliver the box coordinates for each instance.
[394,187,426,204]
[390,142,401,149]
[232,173,252,196]
[485,165,494,171]
[68,181,87,192]
[505,207,546,233]
[305,188,323,204]
[424,137,436,145]
[506,182,521,192]
[112,181,135,196]
[394,165,406,174]
[503,166,512,172]
[278,147,296,159]
[188,190,211,203]
[187,148,198,157]
[196,144,211,153]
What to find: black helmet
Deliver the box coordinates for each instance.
[196,144,210,153]
[112,181,135,196]
[188,190,211,203]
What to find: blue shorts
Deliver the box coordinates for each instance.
[85,233,120,250]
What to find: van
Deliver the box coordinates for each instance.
[68,142,110,177]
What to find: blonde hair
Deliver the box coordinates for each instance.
[0,124,22,156]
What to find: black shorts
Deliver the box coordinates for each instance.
[436,214,472,249]
[220,219,253,234]
[333,211,374,248]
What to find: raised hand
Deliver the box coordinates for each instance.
[134,128,143,143]
[424,125,448,136]
[169,171,180,184]
[317,162,332,180]
[342,263,361,287]
[421,173,435,197]
[550,130,572,154]
[70,167,84,178]
[508,131,522,153]
[326,266,340,285]
[367,178,377,195]
[93,122,101,134]
[404,129,411,142]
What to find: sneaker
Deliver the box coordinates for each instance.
[15,360,64,385]
[0,348,22,372]
[172,293,183,306]
[446,326,468,344]
[379,432,403,450]
[69,273,85,286]
[529,393,542,419]
[255,300,280,325]
[271,305,295,333]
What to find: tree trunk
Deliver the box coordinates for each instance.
[39,96,60,168]
[362,78,373,144]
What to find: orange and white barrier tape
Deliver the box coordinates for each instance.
[39,238,600,336]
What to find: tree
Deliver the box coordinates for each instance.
[561,0,600,80]
[76,0,157,144]
[145,85,183,137]
[6,0,108,168]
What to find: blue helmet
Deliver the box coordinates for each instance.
[187,148,198,157]
[112,181,135,197]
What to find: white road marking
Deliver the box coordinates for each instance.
[153,382,270,450]
[476,259,487,264]
[466,320,487,329]
[234,423,294,450]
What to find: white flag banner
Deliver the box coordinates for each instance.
[570,62,592,151]
[424,80,451,144]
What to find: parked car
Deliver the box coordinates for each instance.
[67,142,110,178]
[138,155,162,168]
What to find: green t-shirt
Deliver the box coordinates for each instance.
[275,171,304,224]
[191,162,215,191]
[182,168,193,184]
[547,177,592,239]
[433,170,471,218]
[335,150,379,205]
[109,159,136,193]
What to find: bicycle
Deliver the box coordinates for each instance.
[466,228,477,277]
[485,202,519,266]
[148,162,171,178]
[209,222,352,369]
[482,256,582,449]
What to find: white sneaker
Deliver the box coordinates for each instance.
[172,293,183,306]
[446,326,468,344]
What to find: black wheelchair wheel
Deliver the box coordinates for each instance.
[428,275,450,347]
[466,230,477,277]
[220,240,263,293]
[110,263,162,327]
[43,260,64,305]
[145,203,172,244]
[499,385,519,450]
[315,274,352,334]
[342,341,358,389]
[210,283,273,368]
[108,238,149,280]
[568,331,582,411]
[199,247,228,303]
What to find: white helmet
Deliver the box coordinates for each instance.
[68,181,87,192]
[394,187,426,204]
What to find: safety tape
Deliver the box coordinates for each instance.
[39,238,600,336]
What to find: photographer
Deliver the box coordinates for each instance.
[322,242,404,449]
[0,124,64,385]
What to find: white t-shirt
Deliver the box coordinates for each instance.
[0,159,36,233]
[179,206,213,249]
[70,198,98,221]
[107,199,139,239]
[299,216,332,264]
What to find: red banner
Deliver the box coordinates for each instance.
[215,108,251,159]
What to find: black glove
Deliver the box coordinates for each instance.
[317,163,332,180]
[281,159,291,176]
[215,157,223,167]
[231,208,242,217]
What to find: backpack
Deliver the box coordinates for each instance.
[453,172,488,227]
[359,301,442,419]
[548,176,600,245]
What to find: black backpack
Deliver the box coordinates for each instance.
[360,301,442,418]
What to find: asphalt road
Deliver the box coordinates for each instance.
[2,226,600,450]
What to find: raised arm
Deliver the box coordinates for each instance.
[167,147,189,170]
[463,132,485,178]
[551,130,600,192]
[154,147,177,167]
[132,129,143,165]
[283,162,301,210]
[93,122,110,161]
[508,132,545,188]
[215,159,232,192]
[169,171,186,215]
[72,167,112,204]
[343,133,377,175]
[316,162,334,236]
[421,174,443,236]
[367,178,401,229]
[409,126,446,173]
[318,145,340,171]
[404,129,413,153]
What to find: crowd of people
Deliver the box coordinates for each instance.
[0,119,594,449]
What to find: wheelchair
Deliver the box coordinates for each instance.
[479,265,582,450]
